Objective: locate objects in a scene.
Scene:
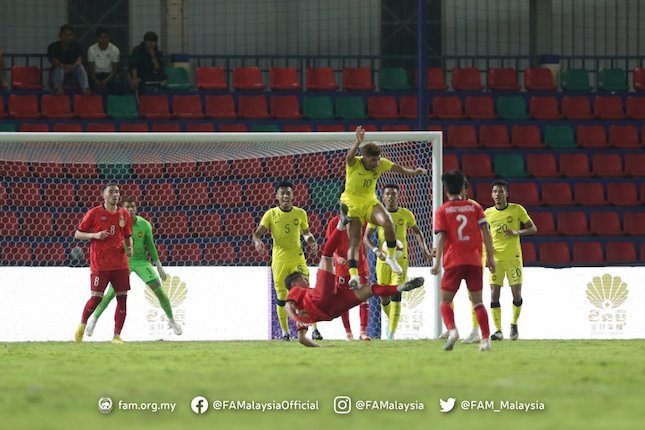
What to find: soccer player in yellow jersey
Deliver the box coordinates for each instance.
[342,126,427,289]
[364,184,433,340]
[483,180,537,341]
[252,181,319,341]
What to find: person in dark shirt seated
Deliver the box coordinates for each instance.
[47,24,90,95]
[129,31,166,94]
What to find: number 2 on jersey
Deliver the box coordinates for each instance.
[456,214,470,241]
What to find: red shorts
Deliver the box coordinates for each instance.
[91,269,131,293]
[312,270,362,319]
[441,265,483,293]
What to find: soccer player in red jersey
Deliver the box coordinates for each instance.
[73,184,133,343]
[432,170,496,352]
[284,207,424,347]
[325,214,370,341]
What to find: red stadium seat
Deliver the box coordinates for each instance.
[205,95,237,119]
[54,212,84,237]
[473,182,494,207]
[446,125,478,148]
[509,182,540,207]
[172,243,202,263]
[479,125,510,148]
[9,95,41,119]
[382,124,411,131]
[20,123,49,132]
[367,96,398,119]
[523,68,556,91]
[270,96,302,119]
[41,95,73,119]
[317,124,345,132]
[142,183,178,207]
[154,212,189,237]
[592,154,623,177]
[464,96,496,119]
[186,122,215,132]
[293,183,311,206]
[542,182,573,206]
[86,122,116,132]
[606,242,636,263]
[76,183,104,207]
[574,182,606,206]
[511,125,543,149]
[139,95,171,119]
[609,125,640,148]
[623,212,645,236]
[557,211,589,236]
[164,158,197,178]
[34,243,66,264]
[607,183,639,206]
[238,95,270,119]
[31,154,64,178]
[633,68,645,91]
[351,124,377,131]
[0,184,6,206]
[173,95,204,119]
[432,96,463,119]
[529,96,560,120]
[343,67,374,91]
[521,242,537,264]
[562,96,593,120]
[283,124,312,132]
[305,67,338,91]
[203,243,235,263]
[641,183,645,204]
[626,96,645,119]
[487,68,520,91]
[230,158,263,178]
[53,122,83,132]
[400,96,424,119]
[226,212,256,237]
[443,154,459,172]
[625,154,645,177]
[590,212,622,236]
[539,242,571,265]
[43,183,75,207]
[74,95,107,119]
[296,154,327,178]
[11,66,44,90]
[66,154,99,179]
[462,154,494,178]
[197,160,229,178]
[9,182,43,207]
[426,67,447,90]
[594,96,625,119]
[219,123,249,132]
[577,125,607,148]
[245,182,276,206]
[559,153,591,178]
[211,181,243,206]
[269,67,301,90]
[573,242,604,264]
[527,154,558,178]
[119,183,142,202]
[120,122,149,132]
[264,155,296,177]
[191,212,223,237]
[0,97,6,119]
[0,211,20,237]
[22,212,54,236]
[530,211,556,236]
[1,243,33,264]
[152,122,181,132]
[232,67,265,91]
[451,67,483,91]
[196,67,227,90]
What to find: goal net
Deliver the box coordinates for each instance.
[0,131,442,341]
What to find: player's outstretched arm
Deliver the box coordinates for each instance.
[145,228,167,280]
[505,219,538,237]
[252,225,268,255]
[346,125,365,166]
[75,230,108,241]
[363,225,385,261]
[297,329,320,347]
[480,224,496,273]
[124,236,133,257]
[411,225,433,265]
[390,164,427,177]
[431,232,445,275]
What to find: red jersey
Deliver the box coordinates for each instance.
[325,215,368,279]
[77,205,133,272]
[286,286,332,324]
[434,199,487,269]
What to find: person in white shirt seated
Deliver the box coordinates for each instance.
[87,27,121,92]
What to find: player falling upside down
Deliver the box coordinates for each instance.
[432,170,496,352]
[364,183,433,340]
[284,207,425,347]
[341,125,427,290]
[74,184,133,344]
[253,181,321,341]
[85,196,182,337]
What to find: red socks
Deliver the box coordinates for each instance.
[474,304,490,339]
[114,295,127,336]
[440,301,456,331]
[359,302,369,331]
[370,284,399,297]
[322,225,344,257]
[81,296,102,323]
[341,310,351,333]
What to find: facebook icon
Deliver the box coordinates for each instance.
[191,396,209,414]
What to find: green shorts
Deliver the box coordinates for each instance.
[130,261,160,285]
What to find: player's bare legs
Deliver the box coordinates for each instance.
[509,284,522,340]
[490,284,503,340]
[370,204,402,275]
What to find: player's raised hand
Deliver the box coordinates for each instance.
[253,238,266,255]
[307,240,319,256]
[423,248,433,264]
[414,167,428,176]
[355,125,365,144]
[124,246,133,257]
[94,230,109,240]
[431,263,440,276]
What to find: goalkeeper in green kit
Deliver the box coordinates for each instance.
[86,196,182,337]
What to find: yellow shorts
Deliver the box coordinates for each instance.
[272,259,309,300]
[340,194,380,224]
[375,256,408,286]
[489,258,523,286]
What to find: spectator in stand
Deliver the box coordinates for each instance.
[87,27,121,93]
[48,24,90,95]
[129,31,166,94]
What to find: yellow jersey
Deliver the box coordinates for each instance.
[368,207,416,258]
[484,203,532,261]
[260,206,309,262]
[343,156,394,199]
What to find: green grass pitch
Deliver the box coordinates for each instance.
[1,340,643,430]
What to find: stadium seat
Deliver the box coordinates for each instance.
[22,212,54,236]
[479,125,510,148]
[367,96,398,119]
[557,211,589,235]
[219,123,249,132]
[173,95,204,119]
[232,67,265,90]
[443,154,459,172]
[211,181,243,206]
[230,158,263,178]
[269,67,301,90]
[9,182,43,207]
[529,96,560,120]
[195,66,228,90]
[559,153,591,178]
[203,243,235,264]
[544,125,576,149]
[451,67,483,91]
[497,96,528,119]
[521,242,537,264]
[343,67,375,91]
[316,124,345,132]
[487,68,520,91]
[132,154,163,178]
[426,67,447,90]
[33,242,67,265]
[197,160,229,177]
[336,96,367,119]
[0,184,6,206]
[464,96,496,119]
[561,68,592,91]
[226,212,256,237]
[40,95,72,119]
[205,95,237,119]
[119,183,142,201]
[381,124,411,131]
[609,125,640,148]
[53,122,83,132]
[164,67,192,90]
[574,182,606,206]
[399,96,419,119]
[66,155,99,178]
[462,154,494,178]
[303,96,334,119]
[494,154,526,178]
[641,183,645,204]
[139,95,171,119]
[20,123,49,132]
[446,125,478,148]
[539,242,571,265]
[283,124,312,132]
[1,243,33,264]
[152,122,181,132]
[473,182,494,207]
[0,211,20,237]
[594,95,625,119]
[509,182,540,207]
[592,154,623,177]
[634,68,645,91]
[191,212,223,237]
[107,95,139,119]
[590,211,623,236]
[143,183,178,207]
[562,95,593,119]
[432,96,463,119]
[626,96,645,119]
[597,68,628,92]
[264,155,296,177]
[171,243,202,264]
[120,122,149,132]
[245,182,277,206]
[74,95,107,119]
[607,183,639,206]
[270,95,301,119]
[606,242,636,263]
[292,183,311,206]
[2,157,29,177]
[11,66,44,90]
[623,212,645,236]
[76,183,104,207]
[8,95,40,119]
[625,154,645,177]
[54,212,84,236]
[305,67,338,91]
[523,68,556,91]
[379,67,411,90]
[155,212,190,237]
[573,242,604,264]
[542,182,573,206]
[527,154,558,178]
[511,125,543,149]
[530,211,556,236]
[186,122,215,132]
[298,153,328,177]
[238,95,270,119]
[0,99,7,119]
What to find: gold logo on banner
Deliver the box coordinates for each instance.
[145,275,187,335]
[587,274,628,336]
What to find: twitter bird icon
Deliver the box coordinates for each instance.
[439,398,456,413]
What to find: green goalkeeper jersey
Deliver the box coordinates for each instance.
[130,215,160,263]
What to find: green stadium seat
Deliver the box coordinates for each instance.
[494,154,527,178]
[311,180,343,207]
[303,96,334,119]
[0,123,17,132]
[164,67,193,90]
[561,68,592,91]
[107,95,139,119]
[335,96,367,119]
[497,96,528,119]
[378,68,411,90]
[597,68,628,92]
[250,124,281,132]
[544,125,576,149]
[98,164,132,179]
